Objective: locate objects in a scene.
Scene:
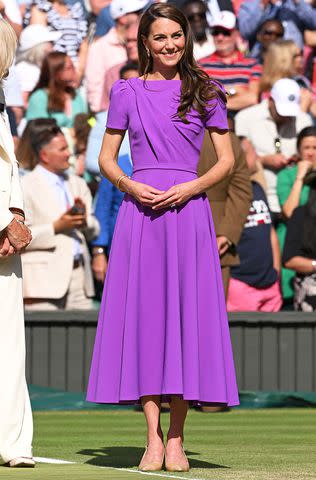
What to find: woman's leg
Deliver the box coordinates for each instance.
[165,396,189,471]
[139,395,164,469]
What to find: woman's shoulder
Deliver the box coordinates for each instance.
[110,79,134,96]
[277,165,298,182]
[29,88,48,100]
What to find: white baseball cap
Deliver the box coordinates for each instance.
[19,25,62,52]
[110,0,149,20]
[271,78,301,117]
[210,10,236,30]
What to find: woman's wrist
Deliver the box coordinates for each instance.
[119,177,135,194]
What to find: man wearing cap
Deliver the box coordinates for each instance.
[235,78,312,218]
[15,25,62,107]
[199,10,262,113]
[85,0,148,113]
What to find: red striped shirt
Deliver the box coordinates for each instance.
[199,51,262,88]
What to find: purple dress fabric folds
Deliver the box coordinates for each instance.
[87,78,239,406]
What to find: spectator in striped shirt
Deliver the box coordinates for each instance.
[199,10,262,114]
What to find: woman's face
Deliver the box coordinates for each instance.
[57,56,76,87]
[299,136,316,163]
[142,18,185,72]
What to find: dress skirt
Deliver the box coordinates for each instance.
[87,167,239,407]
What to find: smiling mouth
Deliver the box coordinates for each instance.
[163,52,179,57]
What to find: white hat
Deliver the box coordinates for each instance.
[110,0,149,20]
[271,78,301,117]
[19,25,62,52]
[210,10,236,30]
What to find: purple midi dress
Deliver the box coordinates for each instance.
[87,78,239,407]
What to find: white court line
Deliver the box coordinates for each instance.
[34,457,75,464]
[115,467,207,480]
[34,456,207,480]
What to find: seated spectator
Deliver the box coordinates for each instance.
[100,20,139,111]
[89,62,138,287]
[21,124,99,310]
[283,174,316,311]
[260,39,316,115]
[227,140,282,312]
[85,0,147,113]
[26,0,88,76]
[277,126,316,302]
[251,18,284,64]
[199,11,262,113]
[15,24,61,107]
[16,118,58,175]
[238,0,316,53]
[183,0,215,60]
[235,78,312,220]
[26,51,87,128]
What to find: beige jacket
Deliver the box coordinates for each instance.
[21,166,100,299]
[0,111,24,232]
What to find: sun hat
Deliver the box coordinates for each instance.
[19,25,62,52]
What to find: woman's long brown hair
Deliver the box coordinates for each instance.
[137,3,226,122]
[32,51,75,112]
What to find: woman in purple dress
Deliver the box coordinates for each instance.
[87,3,239,473]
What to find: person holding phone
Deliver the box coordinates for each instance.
[20,123,100,310]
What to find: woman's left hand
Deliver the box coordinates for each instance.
[151,181,198,211]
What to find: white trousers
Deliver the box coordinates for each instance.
[0,255,33,463]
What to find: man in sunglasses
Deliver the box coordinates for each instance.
[199,11,262,113]
[253,19,284,63]
[238,0,316,56]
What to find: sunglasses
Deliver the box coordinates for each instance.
[212,28,232,37]
[262,29,283,37]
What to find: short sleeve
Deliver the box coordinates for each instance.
[204,83,228,130]
[106,80,129,131]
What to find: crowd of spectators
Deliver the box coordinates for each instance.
[2,0,316,312]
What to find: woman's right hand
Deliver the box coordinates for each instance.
[296,160,313,179]
[123,179,165,207]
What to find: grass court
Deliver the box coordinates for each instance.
[0,408,315,480]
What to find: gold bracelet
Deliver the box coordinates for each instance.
[116,174,131,191]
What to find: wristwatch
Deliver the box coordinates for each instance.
[92,247,105,256]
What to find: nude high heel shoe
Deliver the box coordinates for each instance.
[138,446,164,471]
[165,445,190,472]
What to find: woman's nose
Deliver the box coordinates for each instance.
[165,38,175,50]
